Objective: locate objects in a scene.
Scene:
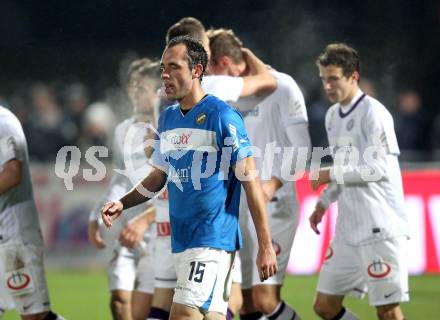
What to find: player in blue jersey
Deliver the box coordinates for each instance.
[101,36,277,320]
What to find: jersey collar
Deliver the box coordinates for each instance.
[339,90,366,118]
[179,94,210,117]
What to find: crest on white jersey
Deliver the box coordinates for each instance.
[346,119,355,131]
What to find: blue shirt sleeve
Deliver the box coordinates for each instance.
[219,107,252,165]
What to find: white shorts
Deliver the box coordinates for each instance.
[173,248,234,315]
[240,195,299,289]
[317,236,410,306]
[154,222,177,288]
[0,243,51,315]
[107,241,154,294]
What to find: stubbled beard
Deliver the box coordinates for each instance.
[165,93,181,101]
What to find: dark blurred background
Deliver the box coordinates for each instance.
[1,0,440,161]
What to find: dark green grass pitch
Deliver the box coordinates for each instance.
[3,272,440,319]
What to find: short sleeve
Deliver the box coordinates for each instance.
[0,125,22,166]
[202,75,244,102]
[219,108,252,165]
[363,105,400,155]
[279,78,308,127]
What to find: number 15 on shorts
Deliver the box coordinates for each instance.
[188,261,205,283]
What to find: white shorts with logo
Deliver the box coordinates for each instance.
[0,243,51,315]
[317,236,410,306]
[154,221,177,288]
[240,194,299,289]
[107,241,154,294]
[173,248,235,315]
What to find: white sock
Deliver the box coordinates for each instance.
[265,301,301,320]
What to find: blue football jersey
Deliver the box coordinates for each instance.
[152,95,252,253]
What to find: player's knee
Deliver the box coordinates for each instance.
[240,289,255,314]
[313,300,336,319]
[376,303,402,320]
[252,289,277,314]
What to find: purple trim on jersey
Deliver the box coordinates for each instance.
[339,93,366,118]
[267,301,286,320]
[240,312,264,320]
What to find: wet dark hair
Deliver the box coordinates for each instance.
[166,35,208,81]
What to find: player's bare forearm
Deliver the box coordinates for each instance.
[120,207,155,248]
[129,206,156,230]
[102,169,165,228]
[120,167,167,210]
[240,158,272,247]
[243,183,272,246]
[0,159,22,194]
[238,157,278,280]
[241,48,277,96]
[88,220,106,249]
[242,48,269,76]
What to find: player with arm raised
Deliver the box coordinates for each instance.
[102,36,277,320]
[310,43,409,320]
[208,28,310,320]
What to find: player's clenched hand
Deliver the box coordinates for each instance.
[88,220,106,249]
[256,244,278,282]
[310,168,331,191]
[309,204,326,235]
[101,201,124,228]
[119,222,144,248]
[261,178,282,203]
[261,181,274,203]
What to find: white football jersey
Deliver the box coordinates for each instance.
[154,188,169,221]
[201,75,243,103]
[203,70,310,200]
[235,71,310,200]
[89,117,156,240]
[319,90,409,245]
[0,106,43,245]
